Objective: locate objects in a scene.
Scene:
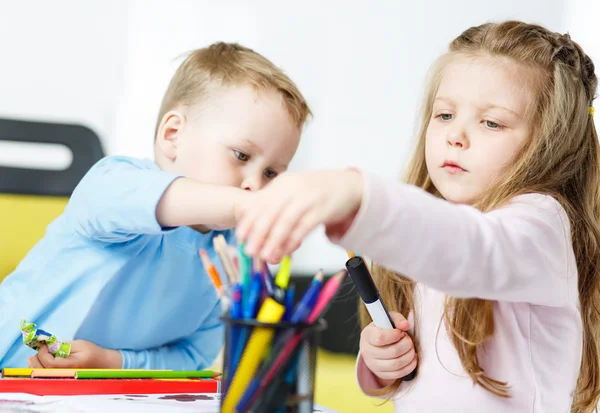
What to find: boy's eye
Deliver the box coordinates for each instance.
[234,151,250,162]
[264,169,278,179]
[439,113,454,121]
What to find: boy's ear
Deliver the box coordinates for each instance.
[155,110,186,161]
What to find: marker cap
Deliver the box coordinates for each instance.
[345,256,378,303]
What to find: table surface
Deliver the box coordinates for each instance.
[0,392,340,413]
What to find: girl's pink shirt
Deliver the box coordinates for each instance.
[335,172,581,413]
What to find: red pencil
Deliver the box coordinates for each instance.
[0,378,219,395]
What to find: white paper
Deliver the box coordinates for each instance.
[0,393,339,413]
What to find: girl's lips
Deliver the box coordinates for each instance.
[442,161,467,174]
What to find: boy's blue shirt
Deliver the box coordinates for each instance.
[0,155,233,370]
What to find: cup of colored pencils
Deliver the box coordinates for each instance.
[200,235,347,413]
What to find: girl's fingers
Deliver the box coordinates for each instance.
[277,210,322,259]
[373,355,418,381]
[236,193,277,244]
[259,200,311,261]
[363,324,404,347]
[369,350,417,374]
[243,197,288,256]
[364,334,414,360]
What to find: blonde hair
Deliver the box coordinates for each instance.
[361,21,600,412]
[154,42,311,137]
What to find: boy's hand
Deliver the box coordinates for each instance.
[360,312,417,387]
[29,340,122,369]
[236,170,363,263]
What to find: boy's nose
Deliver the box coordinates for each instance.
[241,176,261,191]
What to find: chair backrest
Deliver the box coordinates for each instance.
[0,117,105,281]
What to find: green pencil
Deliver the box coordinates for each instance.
[75,370,218,379]
[238,242,252,307]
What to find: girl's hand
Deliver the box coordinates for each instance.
[360,312,417,387]
[30,340,122,369]
[236,169,363,263]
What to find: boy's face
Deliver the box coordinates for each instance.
[156,84,301,191]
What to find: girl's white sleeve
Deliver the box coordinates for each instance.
[334,172,576,307]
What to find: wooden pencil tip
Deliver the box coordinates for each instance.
[315,270,325,282]
[253,258,264,272]
[334,269,348,280]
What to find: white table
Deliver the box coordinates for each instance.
[0,392,339,412]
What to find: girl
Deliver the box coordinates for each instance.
[236,21,599,412]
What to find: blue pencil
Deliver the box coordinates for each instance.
[230,271,262,379]
[224,283,243,393]
[283,284,296,322]
[290,271,324,323]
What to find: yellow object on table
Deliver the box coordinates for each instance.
[315,348,393,413]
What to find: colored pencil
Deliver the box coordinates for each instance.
[1,368,167,378]
[0,378,219,395]
[213,235,238,283]
[74,370,217,379]
[199,249,223,296]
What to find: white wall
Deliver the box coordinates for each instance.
[566,0,600,133]
[0,1,128,156]
[5,0,596,273]
[112,0,568,272]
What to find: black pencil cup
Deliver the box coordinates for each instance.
[219,316,327,413]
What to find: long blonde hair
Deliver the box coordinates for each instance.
[360,21,600,412]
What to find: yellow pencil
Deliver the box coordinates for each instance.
[274,256,292,289]
[221,297,286,413]
[347,251,356,258]
[2,368,170,378]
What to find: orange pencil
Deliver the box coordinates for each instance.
[199,249,223,296]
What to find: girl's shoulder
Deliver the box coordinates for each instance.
[496,193,568,222]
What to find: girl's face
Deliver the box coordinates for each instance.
[425,55,535,205]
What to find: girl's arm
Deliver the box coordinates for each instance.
[335,172,575,307]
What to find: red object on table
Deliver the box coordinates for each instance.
[0,378,220,395]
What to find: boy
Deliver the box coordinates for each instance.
[0,42,311,370]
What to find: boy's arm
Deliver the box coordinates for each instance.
[118,301,223,370]
[33,302,222,370]
[155,177,246,230]
[69,156,248,241]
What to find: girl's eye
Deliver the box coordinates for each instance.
[235,151,250,162]
[264,169,278,179]
[484,120,503,130]
[439,113,454,121]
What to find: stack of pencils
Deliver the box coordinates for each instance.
[0,368,221,395]
[199,235,347,413]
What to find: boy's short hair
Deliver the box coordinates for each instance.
[155,42,312,137]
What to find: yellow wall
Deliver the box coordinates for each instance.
[0,194,67,281]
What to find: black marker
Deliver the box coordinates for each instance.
[346,255,416,381]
